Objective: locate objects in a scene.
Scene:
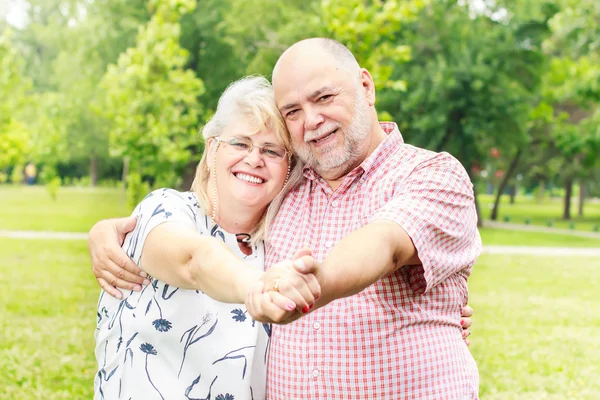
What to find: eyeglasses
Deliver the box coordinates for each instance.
[214,136,290,163]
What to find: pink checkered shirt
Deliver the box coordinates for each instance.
[265,122,481,399]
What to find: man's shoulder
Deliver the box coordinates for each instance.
[393,144,465,173]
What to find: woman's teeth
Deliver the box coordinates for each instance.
[235,173,264,184]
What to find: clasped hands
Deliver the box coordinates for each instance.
[247,248,322,325]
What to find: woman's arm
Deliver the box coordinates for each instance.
[140,220,320,308]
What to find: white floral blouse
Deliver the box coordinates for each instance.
[94,189,269,400]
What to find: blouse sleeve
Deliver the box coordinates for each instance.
[122,188,199,266]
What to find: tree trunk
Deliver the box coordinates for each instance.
[122,157,130,189]
[538,179,545,204]
[562,177,573,220]
[578,181,585,217]
[509,185,516,204]
[90,155,98,187]
[473,181,483,228]
[490,149,522,220]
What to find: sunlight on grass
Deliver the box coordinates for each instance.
[479,227,600,247]
[0,239,98,399]
[470,254,600,399]
[0,185,130,232]
[1,237,599,398]
[479,194,600,232]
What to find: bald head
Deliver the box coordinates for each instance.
[272,38,360,87]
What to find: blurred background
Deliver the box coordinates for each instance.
[0,0,598,398]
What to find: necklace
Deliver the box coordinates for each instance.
[235,233,251,244]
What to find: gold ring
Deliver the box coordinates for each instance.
[273,278,282,292]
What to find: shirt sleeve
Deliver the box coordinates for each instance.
[122,188,199,266]
[369,152,482,293]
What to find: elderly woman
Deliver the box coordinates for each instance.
[94,76,319,400]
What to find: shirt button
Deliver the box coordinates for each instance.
[325,241,333,249]
[331,200,338,207]
[312,369,320,378]
[313,322,321,330]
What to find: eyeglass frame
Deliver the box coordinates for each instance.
[213,136,291,163]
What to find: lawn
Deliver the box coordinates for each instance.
[1,239,599,399]
[0,185,130,232]
[0,238,98,399]
[479,227,600,247]
[2,185,600,248]
[479,194,600,232]
[469,254,600,399]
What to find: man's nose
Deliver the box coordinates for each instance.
[304,106,325,131]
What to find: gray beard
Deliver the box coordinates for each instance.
[297,92,371,176]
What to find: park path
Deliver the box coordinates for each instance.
[2,229,600,256]
[483,220,600,239]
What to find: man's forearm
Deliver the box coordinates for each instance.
[317,220,418,306]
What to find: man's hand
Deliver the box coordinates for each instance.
[88,216,149,299]
[460,305,473,346]
[246,249,321,324]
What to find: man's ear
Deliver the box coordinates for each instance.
[359,68,376,106]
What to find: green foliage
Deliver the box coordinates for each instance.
[100,0,205,187]
[125,172,151,211]
[3,0,599,214]
[316,0,419,90]
[382,0,543,180]
[0,29,32,169]
[10,165,24,184]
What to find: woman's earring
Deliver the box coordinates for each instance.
[211,152,218,221]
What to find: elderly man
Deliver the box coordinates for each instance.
[90,38,479,399]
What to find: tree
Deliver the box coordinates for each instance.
[379,0,544,225]
[100,0,205,190]
[542,0,600,219]
[0,29,32,169]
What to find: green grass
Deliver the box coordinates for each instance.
[479,227,600,247]
[0,238,98,399]
[470,254,600,399]
[2,240,599,398]
[0,185,130,232]
[479,194,600,232]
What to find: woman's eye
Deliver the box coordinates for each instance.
[232,141,250,149]
[264,148,284,158]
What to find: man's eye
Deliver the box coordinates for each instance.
[286,109,298,118]
[319,95,332,102]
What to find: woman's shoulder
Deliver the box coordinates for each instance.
[136,188,203,213]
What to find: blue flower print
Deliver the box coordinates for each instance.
[231,308,246,322]
[216,394,235,400]
[140,342,157,355]
[152,318,172,332]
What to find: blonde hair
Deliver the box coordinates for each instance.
[191,75,303,244]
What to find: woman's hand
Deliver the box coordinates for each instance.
[460,305,473,345]
[246,251,321,324]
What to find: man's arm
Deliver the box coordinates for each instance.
[311,219,418,306]
[89,217,147,299]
